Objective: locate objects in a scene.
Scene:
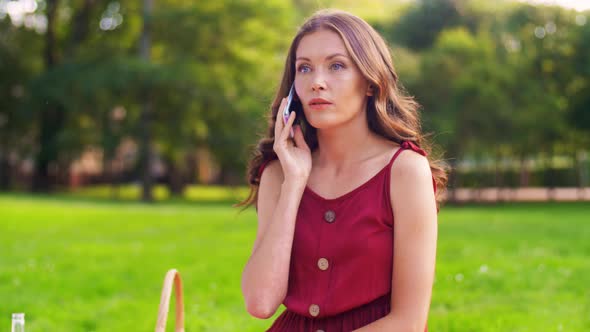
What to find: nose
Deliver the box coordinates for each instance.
[311,74,326,92]
[312,81,326,92]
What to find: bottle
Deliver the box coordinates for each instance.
[11,313,25,332]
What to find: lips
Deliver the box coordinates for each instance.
[309,98,333,106]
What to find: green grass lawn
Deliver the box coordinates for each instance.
[0,192,589,331]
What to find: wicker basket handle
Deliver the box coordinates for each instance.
[155,269,185,332]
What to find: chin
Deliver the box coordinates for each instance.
[307,110,361,129]
[305,116,342,130]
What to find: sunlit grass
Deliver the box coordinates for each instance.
[63,184,250,203]
[0,192,589,331]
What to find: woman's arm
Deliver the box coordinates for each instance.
[354,151,438,331]
[241,160,306,319]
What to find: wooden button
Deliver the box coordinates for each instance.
[324,210,336,223]
[309,304,320,317]
[317,257,329,271]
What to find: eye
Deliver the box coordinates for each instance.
[297,64,311,73]
[330,62,345,71]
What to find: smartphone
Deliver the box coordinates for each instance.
[282,84,295,138]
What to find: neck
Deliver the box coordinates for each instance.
[314,114,382,170]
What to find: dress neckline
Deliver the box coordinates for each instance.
[304,145,403,202]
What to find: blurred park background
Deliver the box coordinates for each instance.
[1,0,589,331]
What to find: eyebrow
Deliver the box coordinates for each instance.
[295,53,349,62]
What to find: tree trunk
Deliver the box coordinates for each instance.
[33,0,97,192]
[547,148,556,201]
[0,148,11,190]
[32,0,60,192]
[68,0,96,52]
[166,159,186,197]
[494,147,504,203]
[185,150,198,185]
[139,0,154,202]
[578,150,588,200]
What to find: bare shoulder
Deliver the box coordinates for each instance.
[390,149,431,181]
[389,149,436,216]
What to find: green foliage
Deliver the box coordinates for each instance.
[0,0,297,190]
[389,0,466,50]
[401,2,590,173]
[0,0,589,191]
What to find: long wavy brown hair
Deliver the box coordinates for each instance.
[236,9,448,210]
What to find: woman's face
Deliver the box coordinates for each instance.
[294,29,371,130]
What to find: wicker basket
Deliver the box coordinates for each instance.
[155,269,185,332]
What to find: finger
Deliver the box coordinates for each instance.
[274,98,286,137]
[274,98,287,139]
[293,125,310,151]
[280,111,297,142]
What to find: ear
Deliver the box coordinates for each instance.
[366,84,374,96]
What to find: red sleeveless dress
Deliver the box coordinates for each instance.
[259,141,437,332]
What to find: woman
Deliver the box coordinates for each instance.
[238,9,448,331]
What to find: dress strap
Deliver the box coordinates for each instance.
[388,140,427,167]
[400,140,428,156]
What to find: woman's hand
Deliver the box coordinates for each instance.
[273,97,312,187]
